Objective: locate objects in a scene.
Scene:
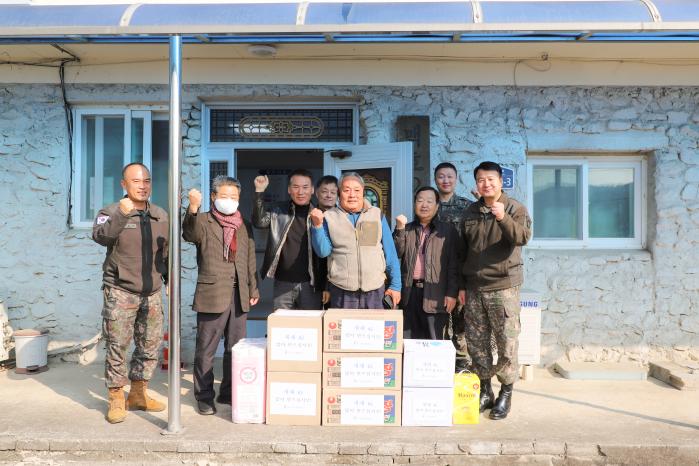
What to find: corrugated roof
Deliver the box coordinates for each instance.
[1,1,698,43]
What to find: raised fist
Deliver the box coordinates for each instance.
[188,188,202,213]
[254,175,270,193]
[395,214,408,230]
[490,201,505,221]
[310,208,325,227]
[119,197,135,215]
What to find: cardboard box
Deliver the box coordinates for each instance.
[519,290,542,365]
[267,310,324,372]
[403,339,456,388]
[323,309,403,353]
[265,371,321,426]
[322,352,401,390]
[322,389,401,426]
[231,338,267,424]
[402,387,453,426]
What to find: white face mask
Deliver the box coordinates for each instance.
[214,198,239,215]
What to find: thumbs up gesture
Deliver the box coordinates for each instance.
[188,189,202,213]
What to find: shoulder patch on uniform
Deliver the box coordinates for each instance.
[96,215,109,225]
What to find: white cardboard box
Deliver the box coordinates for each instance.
[403,339,456,388]
[267,310,324,372]
[231,338,267,424]
[402,387,454,426]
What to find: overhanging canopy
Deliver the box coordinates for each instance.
[1,1,699,44]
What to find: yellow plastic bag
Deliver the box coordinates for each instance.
[453,372,480,424]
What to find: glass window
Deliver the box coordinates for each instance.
[528,157,644,249]
[74,109,169,226]
[532,166,580,239]
[209,108,354,143]
[589,168,634,238]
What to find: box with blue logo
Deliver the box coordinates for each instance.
[322,388,401,426]
[322,352,402,390]
[323,309,403,353]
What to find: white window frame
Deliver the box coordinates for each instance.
[71,106,165,228]
[526,155,647,249]
[200,102,359,211]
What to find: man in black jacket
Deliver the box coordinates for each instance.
[252,169,322,310]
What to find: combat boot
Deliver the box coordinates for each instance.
[479,378,495,412]
[489,383,513,420]
[126,380,166,412]
[106,387,127,424]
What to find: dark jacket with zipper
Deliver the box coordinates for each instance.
[92,201,169,296]
[252,192,321,289]
[182,211,259,313]
[459,192,532,292]
[393,219,459,313]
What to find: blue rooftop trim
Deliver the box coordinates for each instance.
[2,31,699,45]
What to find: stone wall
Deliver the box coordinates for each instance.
[0,83,697,364]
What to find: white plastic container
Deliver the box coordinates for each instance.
[13,329,49,374]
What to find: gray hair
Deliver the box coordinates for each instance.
[339,171,365,188]
[211,175,242,194]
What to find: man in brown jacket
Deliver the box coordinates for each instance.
[458,161,531,421]
[183,176,259,415]
[92,162,168,424]
[393,186,459,339]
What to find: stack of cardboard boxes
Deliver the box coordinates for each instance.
[321,309,404,426]
[265,310,324,426]
[402,339,456,426]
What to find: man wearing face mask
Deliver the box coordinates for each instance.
[183,176,260,415]
[253,169,322,310]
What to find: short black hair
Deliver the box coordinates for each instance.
[473,161,502,179]
[414,186,440,204]
[287,168,314,186]
[315,175,339,189]
[122,162,150,179]
[434,162,457,177]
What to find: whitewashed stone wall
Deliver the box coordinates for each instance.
[0,83,697,365]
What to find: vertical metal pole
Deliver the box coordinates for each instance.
[166,34,183,434]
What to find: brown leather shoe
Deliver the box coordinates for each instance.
[126,380,166,412]
[106,387,127,424]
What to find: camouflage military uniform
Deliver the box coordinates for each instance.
[102,286,163,388]
[463,286,521,385]
[436,194,472,362]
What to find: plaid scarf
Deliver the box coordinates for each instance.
[210,207,243,262]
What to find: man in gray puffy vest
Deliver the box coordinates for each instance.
[310,172,401,309]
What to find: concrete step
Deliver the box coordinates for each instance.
[552,361,647,381]
[2,436,699,466]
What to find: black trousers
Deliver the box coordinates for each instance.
[403,285,449,340]
[193,289,247,402]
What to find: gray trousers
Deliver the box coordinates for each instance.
[273,280,322,311]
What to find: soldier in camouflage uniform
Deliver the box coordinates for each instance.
[434,162,472,370]
[93,163,169,424]
[458,161,531,420]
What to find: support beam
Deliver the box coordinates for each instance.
[165,34,183,435]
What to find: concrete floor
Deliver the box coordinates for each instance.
[0,358,697,447]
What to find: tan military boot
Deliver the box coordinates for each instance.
[126,380,166,412]
[106,387,127,424]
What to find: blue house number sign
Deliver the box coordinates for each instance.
[501,166,514,190]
